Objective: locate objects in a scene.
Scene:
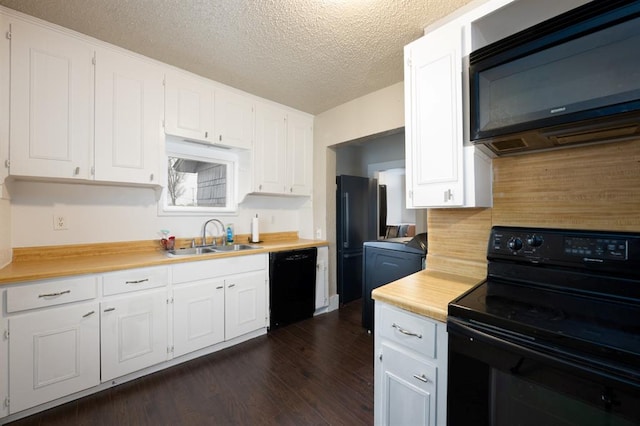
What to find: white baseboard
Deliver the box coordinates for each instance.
[328,294,340,312]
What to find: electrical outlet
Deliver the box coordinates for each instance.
[53,215,68,231]
[316,228,322,239]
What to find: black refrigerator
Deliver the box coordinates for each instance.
[336,175,378,305]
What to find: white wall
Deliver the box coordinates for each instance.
[9,180,312,247]
[314,82,405,298]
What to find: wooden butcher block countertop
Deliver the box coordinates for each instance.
[372,269,482,323]
[0,232,328,285]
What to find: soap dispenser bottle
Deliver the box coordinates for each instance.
[226,224,234,244]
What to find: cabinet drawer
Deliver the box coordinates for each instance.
[172,254,266,284]
[6,276,98,313]
[102,266,168,296]
[379,303,437,359]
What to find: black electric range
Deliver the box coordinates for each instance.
[447,226,640,425]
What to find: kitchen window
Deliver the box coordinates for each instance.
[160,139,238,215]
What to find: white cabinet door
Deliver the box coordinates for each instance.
[173,280,225,357]
[0,14,9,185]
[225,271,267,340]
[94,48,163,185]
[254,103,287,194]
[164,71,213,143]
[9,19,94,180]
[378,342,436,426]
[100,290,168,381]
[286,112,313,196]
[9,303,99,413]
[405,24,464,207]
[214,88,254,150]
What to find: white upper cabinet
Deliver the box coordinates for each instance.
[254,103,287,193]
[165,71,256,150]
[286,112,313,195]
[94,47,164,185]
[0,14,9,185]
[254,103,313,196]
[404,18,491,208]
[214,88,254,150]
[9,18,94,180]
[164,70,213,143]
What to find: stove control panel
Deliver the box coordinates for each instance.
[489,226,637,265]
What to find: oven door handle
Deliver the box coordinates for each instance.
[447,317,638,388]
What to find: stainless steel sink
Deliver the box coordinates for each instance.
[211,244,261,252]
[166,244,261,257]
[166,246,217,257]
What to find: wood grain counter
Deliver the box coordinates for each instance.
[0,236,328,285]
[372,270,482,322]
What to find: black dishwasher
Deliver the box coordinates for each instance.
[269,247,317,330]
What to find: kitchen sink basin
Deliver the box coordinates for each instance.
[166,244,261,257]
[211,244,261,252]
[166,246,217,257]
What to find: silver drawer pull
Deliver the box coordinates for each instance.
[392,323,422,339]
[228,284,236,288]
[82,310,95,318]
[413,374,429,383]
[104,307,116,312]
[216,286,224,290]
[125,278,149,284]
[38,290,71,298]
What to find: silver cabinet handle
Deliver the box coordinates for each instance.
[392,323,422,339]
[125,278,149,284]
[149,173,154,181]
[104,307,116,312]
[38,290,71,298]
[228,284,236,288]
[83,310,95,318]
[413,374,429,383]
[216,285,224,290]
[74,166,80,176]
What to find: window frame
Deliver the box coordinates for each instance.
[158,139,239,216]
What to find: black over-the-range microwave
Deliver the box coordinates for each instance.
[469,0,640,155]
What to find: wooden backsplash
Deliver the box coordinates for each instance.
[427,138,640,278]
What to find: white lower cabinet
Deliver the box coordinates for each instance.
[224,271,267,340]
[8,302,100,413]
[1,253,271,422]
[380,342,436,425]
[172,279,225,357]
[172,255,268,356]
[374,302,448,426]
[100,289,169,382]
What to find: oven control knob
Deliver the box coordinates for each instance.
[527,235,543,247]
[508,237,523,251]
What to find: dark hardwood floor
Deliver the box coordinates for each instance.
[9,300,374,426]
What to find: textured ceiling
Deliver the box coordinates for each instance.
[0,0,474,114]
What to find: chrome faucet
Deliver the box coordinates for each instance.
[202,218,225,246]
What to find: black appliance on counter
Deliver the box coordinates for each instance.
[336,175,378,305]
[269,247,317,330]
[362,233,427,332]
[448,226,640,425]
